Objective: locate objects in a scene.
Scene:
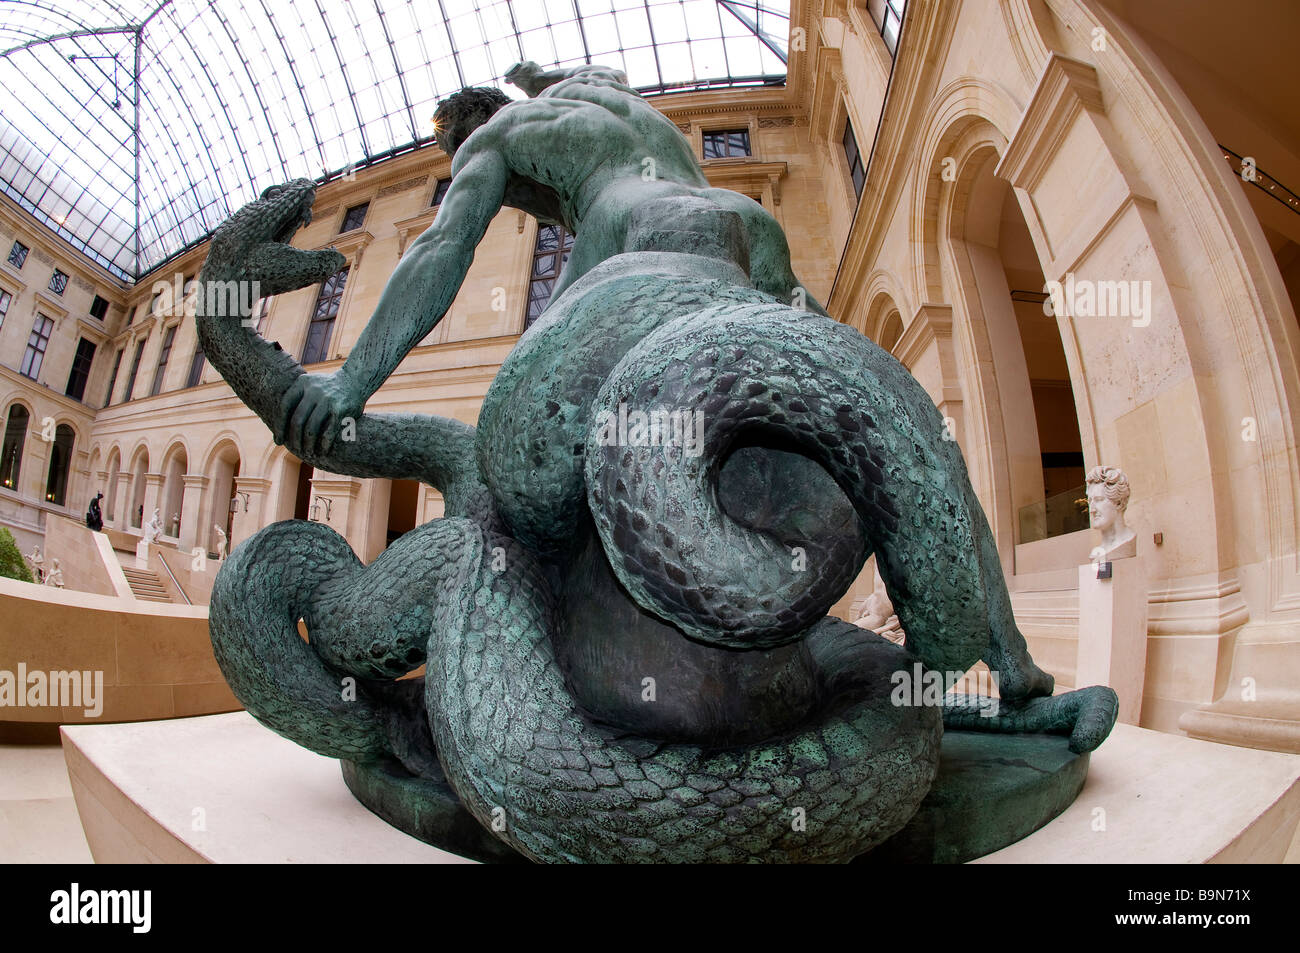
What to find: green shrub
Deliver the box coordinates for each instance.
[0,527,34,583]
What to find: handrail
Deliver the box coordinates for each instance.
[1220,145,1300,217]
[152,547,193,606]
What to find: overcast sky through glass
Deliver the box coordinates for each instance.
[0,0,791,281]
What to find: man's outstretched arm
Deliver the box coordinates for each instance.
[277,148,509,456]
[506,61,629,97]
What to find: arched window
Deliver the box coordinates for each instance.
[0,405,29,491]
[44,424,75,506]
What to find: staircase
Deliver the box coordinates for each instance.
[120,565,172,603]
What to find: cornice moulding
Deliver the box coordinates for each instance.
[996,54,1105,190]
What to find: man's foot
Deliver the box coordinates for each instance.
[994,652,1056,704]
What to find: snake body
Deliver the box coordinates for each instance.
[200,180,1116,863]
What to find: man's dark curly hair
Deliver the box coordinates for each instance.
[433,86,511,154]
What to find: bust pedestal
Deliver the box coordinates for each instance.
[1076,553,1148,725]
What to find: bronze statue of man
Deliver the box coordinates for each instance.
[199,61,1119,863]
[276,61,820,456]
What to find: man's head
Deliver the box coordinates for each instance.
[433,86,511,157]
[1085,465,1130,532]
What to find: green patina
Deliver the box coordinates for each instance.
[197,62,1117,863]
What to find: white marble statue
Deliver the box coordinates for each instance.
[214,524,228,561]
[851,560,905,645]
[143,507,163,544]
[24,545,44,583]
[44,557,64,588]
[1086,465,1137,561]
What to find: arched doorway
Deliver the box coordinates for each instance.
[945,144,1087,554]
[0,404,29,492]
[128,447,149,529]
[206,441,241,548]
[160,443,188,538]
[105,448,121,521]
[294,462,314,521]
[43,424,75,506]
[386,479,418,547]
[994,187,1086,540]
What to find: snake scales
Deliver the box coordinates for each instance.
[199,179,1116,863]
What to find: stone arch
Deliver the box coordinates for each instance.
[104,444,123,522]
[910,77,1021,308]
[125,441,151,529]
[877,312,904,354]
[199,431,244,474]
[202,436,243,552]
[42,423,77,507]
[932,116,1093,571]
[0,400,33,494]
[997,0,1057,87]
[122,439,149,527]
[854,269,910,341]
[159,438,191,538]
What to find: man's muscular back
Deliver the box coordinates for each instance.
[466,63,816,309]
[277,63,821,457]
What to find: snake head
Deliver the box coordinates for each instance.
[202,178,343,301]
[258,179,319,244]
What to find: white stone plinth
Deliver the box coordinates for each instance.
[975,723,1300,863]
[134,540,150,571]
[1077,556,1148,724]
[61,712,473,864]
[60,712,1300,864]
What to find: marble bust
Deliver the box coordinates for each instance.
[1086,465,1137,561]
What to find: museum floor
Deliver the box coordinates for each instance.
[1,745,92,863]
[2,738,1297,865]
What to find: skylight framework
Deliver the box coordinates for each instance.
[0,0,791,282]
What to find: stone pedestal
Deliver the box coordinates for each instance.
[134,539,150,570]
[1077,555,1148,725]
[59,713,1300,864]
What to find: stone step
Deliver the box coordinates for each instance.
[118,565,172,604]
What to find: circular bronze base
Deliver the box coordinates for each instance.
[344,729,1089,864]
[856,731,1090,864]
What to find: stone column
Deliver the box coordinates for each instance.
[308,472,364,552]
[141,472,165,531]
[112,473,134,531]
[23,433,49,502]
[230,476,273,548]
[178,474,208,553]
[419,486,445,523]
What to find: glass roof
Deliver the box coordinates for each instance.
[0,0,790,282]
